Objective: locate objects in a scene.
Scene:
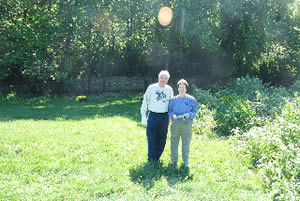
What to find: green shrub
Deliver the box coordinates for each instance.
[235,97,299,200]
[257,86,293,119]
[215,96,257,136]
[193,104,216,137]
[214,77,294,128]
[0,91,5,101]
[290,79,300,93]
[192,76,296,139]
[3,91,27,104]
[214,76,265,101]
[1,91,54,105]
[191,86,218,109]
[27,96,52,105]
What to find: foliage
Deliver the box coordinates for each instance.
[0,0,299,95]
[235,97,299,200]
[0,91,5,101]
[214,96,257,136]
[214,75,266,101]
[254,41,300,85]
[191,86,218,109]
[218,0,300,84]
[3,91,26,103]
[256,86,294,119]
[1,91,53,105]
[290,79,300,93]
[193,104,216,137]
[207,76,295,136]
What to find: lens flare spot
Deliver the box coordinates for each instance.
[158,6,173,26]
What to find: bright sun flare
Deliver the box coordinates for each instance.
[158,6,173,26]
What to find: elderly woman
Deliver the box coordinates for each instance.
[168,79,198,168]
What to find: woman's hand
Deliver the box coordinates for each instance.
[173,114,177,120]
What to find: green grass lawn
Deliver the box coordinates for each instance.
[0,94,271,200]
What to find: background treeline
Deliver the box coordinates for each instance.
[1,0,299,95]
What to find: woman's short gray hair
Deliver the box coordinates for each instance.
[177,79,189,88]
[158,70,170,79]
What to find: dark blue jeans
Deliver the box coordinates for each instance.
[146,112,169,161]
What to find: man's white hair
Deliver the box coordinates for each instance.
[158,70,170,79]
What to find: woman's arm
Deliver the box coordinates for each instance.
[168,99,176,119]
[189,98,198,119]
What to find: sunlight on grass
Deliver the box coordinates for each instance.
[32,106,46,109]
[0,95,271,200]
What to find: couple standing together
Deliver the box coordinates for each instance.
[140,70,198,168]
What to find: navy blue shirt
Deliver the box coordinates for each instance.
[168,94,198,123]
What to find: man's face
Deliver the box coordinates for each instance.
[158,74,169,87]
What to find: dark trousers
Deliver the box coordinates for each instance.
[146,112,169,161]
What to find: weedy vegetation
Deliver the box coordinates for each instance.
[1,77,298,200]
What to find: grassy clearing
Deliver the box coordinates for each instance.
[0,94,270,200]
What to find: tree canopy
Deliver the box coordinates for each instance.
[1,0,299,95]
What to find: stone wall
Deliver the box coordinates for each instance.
[66,76,156,95]
[65,76,206,95]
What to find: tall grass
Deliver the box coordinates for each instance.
[0,94,270,200]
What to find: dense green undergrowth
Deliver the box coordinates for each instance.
[193,77,299,200]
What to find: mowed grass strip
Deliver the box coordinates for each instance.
[0,95,271,200]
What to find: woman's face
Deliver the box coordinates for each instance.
[178,84,187,94]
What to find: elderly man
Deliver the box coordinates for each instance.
[141,70,173,162]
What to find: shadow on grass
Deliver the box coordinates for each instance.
[0,94,143,122]
[129,162,193,189]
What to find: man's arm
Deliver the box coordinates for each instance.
[140,86,151,125]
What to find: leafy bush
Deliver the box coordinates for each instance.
[190,76,295,137]
[193,104,216,137]
[256,41,299,85]
[256,86,293,119]
[0,91,5,101]
[212,77,294,135]
[290,79,300,93]
[214,96,257,136]
[1,91,54,105]
[193,76,299,199]
[3,91,27,104]
[26,96,52,105]
[235,97,299,200]
[191,86,218,109]
[214,76,266,101]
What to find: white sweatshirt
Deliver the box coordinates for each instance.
[140,83,174,118]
